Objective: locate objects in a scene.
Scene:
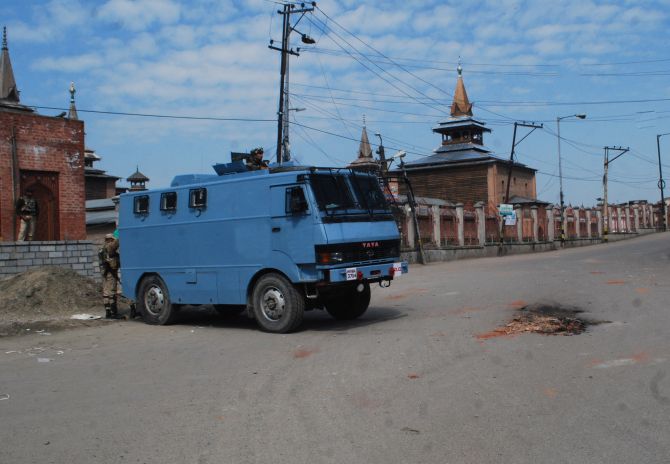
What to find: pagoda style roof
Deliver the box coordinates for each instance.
[402,152,535,172]
[433,117,491,133]
[127,168,149,182]
[85,148,101,161]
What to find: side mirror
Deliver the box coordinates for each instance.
[287,187,308,214]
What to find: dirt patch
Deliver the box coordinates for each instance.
[293,347,319,359]
[475,303,606,340]
[0,266,130,336]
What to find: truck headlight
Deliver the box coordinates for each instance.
[317,251,344,264]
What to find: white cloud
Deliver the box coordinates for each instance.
[6,0,91,43]
[97,0,181,31]
[33,53,104,72]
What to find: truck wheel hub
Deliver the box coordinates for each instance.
[260,288,285,321]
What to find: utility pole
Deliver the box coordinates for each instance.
[500,121,541,247]
[269,2,315,165]
[375,132,387,181]
[505,121,543,204]
[556,114,586,245]
[396,153,426,265]
[656,133,669,231]
[602,146,629,242]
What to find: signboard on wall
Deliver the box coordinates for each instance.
[499,204,514,216]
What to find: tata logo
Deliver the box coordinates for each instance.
[362,241,380,248]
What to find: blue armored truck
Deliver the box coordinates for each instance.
[117,162,408,333]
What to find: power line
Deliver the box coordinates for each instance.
[30,105,276,122]
[303,47,559,76]
[314,6,517,122]
[306,14,449,116]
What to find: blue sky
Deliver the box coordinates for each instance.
[2,0,670,206]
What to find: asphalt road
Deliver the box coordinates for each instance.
[1,233,668,464]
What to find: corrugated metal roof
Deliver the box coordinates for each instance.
[86,209,117,225]
[404,150,495,167]
[86,198,115,210]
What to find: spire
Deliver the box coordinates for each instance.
[450,58,472,117]
[0,26,20,103]
[357,116,372,159]
[68,82,78,120]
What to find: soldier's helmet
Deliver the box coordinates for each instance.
[251,147,264,156]
[104,234,114,241]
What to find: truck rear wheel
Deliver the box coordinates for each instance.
[251,273,304,333]
[325,283,371,320]
[137,275,179,325]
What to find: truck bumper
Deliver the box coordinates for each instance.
[323,261,409,283]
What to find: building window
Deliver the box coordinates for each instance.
[134,195,149,214]
[189,188,207,209]
[160,192,177,211]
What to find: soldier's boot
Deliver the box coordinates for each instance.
[105,304,113,319]
[110,301,123,320]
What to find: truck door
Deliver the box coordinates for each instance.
[270,185,316,265]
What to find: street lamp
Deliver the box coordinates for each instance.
[556,113,586,244]
[657,132,670,231]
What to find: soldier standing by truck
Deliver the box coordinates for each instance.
[99,234,122,319]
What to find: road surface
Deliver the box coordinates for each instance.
[1,233,668,463]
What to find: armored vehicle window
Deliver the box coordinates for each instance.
[310,175,356,211]
[134,195,150,214]
[160,192,177,211]
[189,188,207,208]
[286,187,308,214]
[349,175,389,211]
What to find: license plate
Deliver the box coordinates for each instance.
[345,267,357,281]
[392,263,403,277]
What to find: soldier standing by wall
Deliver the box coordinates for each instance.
[99,234,122,319]
[15,189,38,241]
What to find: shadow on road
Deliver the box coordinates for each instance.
[132,305,407,333]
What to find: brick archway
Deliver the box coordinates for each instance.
[20,171,60,241]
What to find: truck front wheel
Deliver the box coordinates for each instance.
[137,275,179,325]
[251,273,305,333]
[325,283,371,320]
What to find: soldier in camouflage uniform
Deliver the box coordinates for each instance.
[15,189,39,241]
[246,147,269,171]
[99,234,122,319]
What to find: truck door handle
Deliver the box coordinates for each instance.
[272,227,281,233]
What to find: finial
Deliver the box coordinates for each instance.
[457,56,462,77]
[2,26,7,50]
[69,82,76,103]
[363,114,366,127]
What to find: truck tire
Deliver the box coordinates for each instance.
[325,283,371,320]
[251,273,304,333]
[137,275,179,325]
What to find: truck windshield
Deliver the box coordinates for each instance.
[309,171,390,217]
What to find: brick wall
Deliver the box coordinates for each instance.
[0,109,86,241]
[403,165,489,208]
[493,164,537,205]
[85,177,117,200]
[0,241,99,280]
